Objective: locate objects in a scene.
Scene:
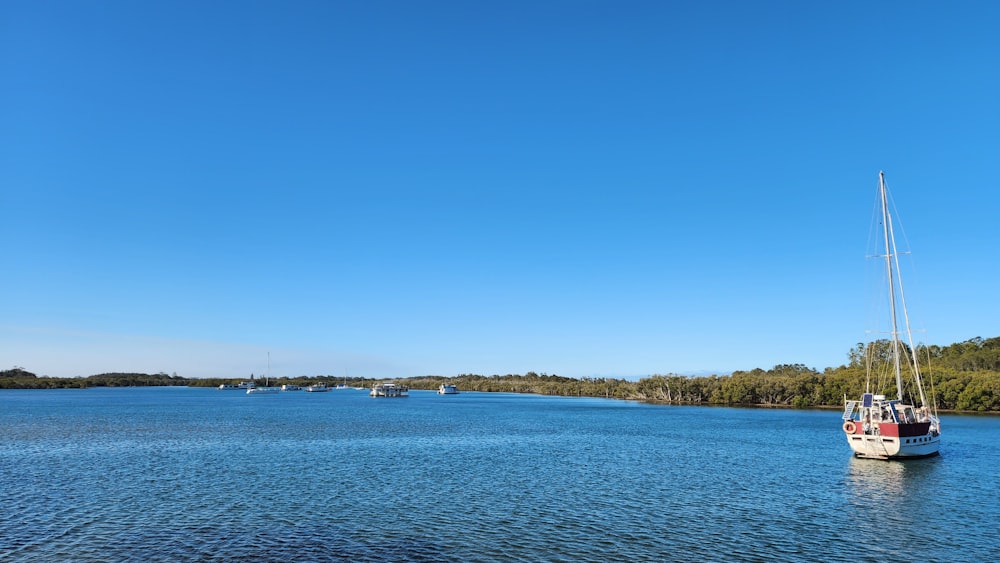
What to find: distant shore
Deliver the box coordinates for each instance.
[3,364,998,414]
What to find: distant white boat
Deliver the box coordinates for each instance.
[281,384,302,391]
[247,353,280,395]
[437,384,458,395]
[218,383,239,390]
[370,382,408,398]
[335,371,349,389]
[305,383,331,392]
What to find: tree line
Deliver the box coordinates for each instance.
[0,370,187,389]
[3,337,999,412]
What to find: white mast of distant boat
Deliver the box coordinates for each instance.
[247,351,280,394]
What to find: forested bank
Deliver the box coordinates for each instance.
[4,337,999,412]
[0,370,189,389]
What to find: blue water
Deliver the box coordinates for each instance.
[1,387,997,562]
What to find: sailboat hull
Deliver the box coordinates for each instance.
[844,423,940,459]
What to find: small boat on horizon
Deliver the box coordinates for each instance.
[370,382,408,398]
[841,171,941,460]
[246,354,280,395]
[305,383,331,392]
[281,384,302,391]
[437,384,458,395]
[220,379,256,390]
[335,372,350,389]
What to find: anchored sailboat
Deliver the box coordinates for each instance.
[247,352,280,395]
[842,171,941,459]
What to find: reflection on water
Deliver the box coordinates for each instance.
[841,447,997,562]
[845,455,941,499]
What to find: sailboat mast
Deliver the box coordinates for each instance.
[879,171,905,401]
[883,177,929,408]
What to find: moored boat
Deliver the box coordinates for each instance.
[305,383,331,392]
[281,384,302,391]
[246,354,280,395]
[437,384,458,395]
[842,171,941,459]
[335,372,350,389]
[370,382,408,398]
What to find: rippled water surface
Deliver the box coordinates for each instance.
[2,387,998,562]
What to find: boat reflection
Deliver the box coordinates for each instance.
[844,456,941,512]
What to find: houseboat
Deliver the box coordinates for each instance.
[370,382,409,398]
[437,384,458,395]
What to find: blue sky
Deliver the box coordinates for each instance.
[2,1,998,379]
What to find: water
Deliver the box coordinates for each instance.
[1,387,997,562]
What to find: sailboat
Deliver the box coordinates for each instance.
[247,353,280,395]
[841,171,941,459]
[335,369,349,390]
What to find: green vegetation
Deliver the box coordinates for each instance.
[4,337,999,412]
[0,369,187,389]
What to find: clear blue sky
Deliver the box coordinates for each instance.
[2,1,997,379]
